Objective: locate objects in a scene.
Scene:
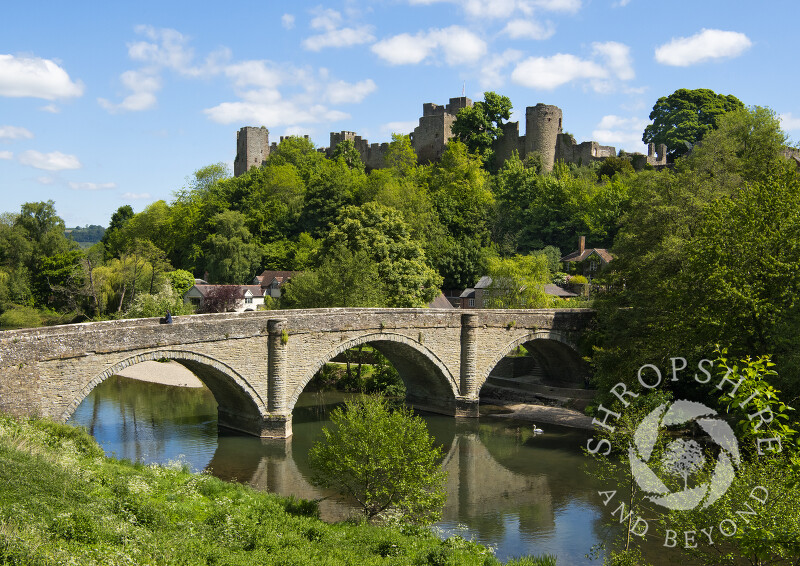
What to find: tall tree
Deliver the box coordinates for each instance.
[322,202,442,307]
[100,205,134,259]
[642,88,745,161]
[451,91,512,168]
[204,210,261,283]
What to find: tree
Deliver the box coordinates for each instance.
[642,88,745,161]
[204,210,261,284]
[100,205,134,259]
[200,285,243,313]
[331,139,364,171]
[322,203,442,307]
[280,244,386,308]
[451,91,512,168]
[308,395,447,524]
[484,254,552,309]
[384,133,417,174]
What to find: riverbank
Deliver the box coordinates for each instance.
[116,360,203,387]
[482,399,594,430]
[0,413,554,566]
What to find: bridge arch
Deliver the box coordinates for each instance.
[61,349,268,435]
[288,332,459,414]
[479,329,588,391]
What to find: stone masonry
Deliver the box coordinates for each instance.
[233,95,667,177]
[0,308,593,438]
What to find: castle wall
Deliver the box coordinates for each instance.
[525,104,562,172]
[234,126,270,177]
[412,97,472,163]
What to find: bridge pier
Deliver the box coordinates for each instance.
[218,411,292,438]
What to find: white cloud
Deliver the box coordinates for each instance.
[381,121,419,135]
[0,126,33,140]
[592,114,648,151]
[372,26,485,66]
[204,100,349,126]
[18,150,81,171]
[326,79,376,104]
[502,19,555,40]
[282,14,295,29]
[36,175,55,184]
[39,103,60,113]
[613,0,632,6]
[122,192,151,200]
[0,54,84,100]
[479,49,523,89]
[406,0,579,16]
[655,29,752,67]
[303,26,376,51]
[128,25,199,75]
[68,182,117,191]
[372,33,436,65]
[512,53,606,90]
[98,69,161,112]
[593,41,633,80]
[0,150,12,160]
[779,112,800,132]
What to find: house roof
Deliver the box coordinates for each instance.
[474,276,493,289]
[254,270,299,286]
[427,292,455,309]
[560,248,613,263]
[544,284,578,298]
[459,288,476,299]
[190,284,265,298]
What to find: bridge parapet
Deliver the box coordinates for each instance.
[0,308,594,437]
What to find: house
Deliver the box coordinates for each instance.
[252,270,299,299]
[184,284,266,313]
[560,236,613,280]
[427,292,456,309]
[459,276,577,308]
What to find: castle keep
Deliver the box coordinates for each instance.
[233,96,667,176]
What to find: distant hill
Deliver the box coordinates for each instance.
[65,224,105,248]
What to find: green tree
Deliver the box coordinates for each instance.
[300,159,363,237]
[323,203,442,307]
[280,244,386,308]
[100,205,134,259]
[484,254,552,308]
[384,133,417,174]
[451,91,512,168]
[331,139,365,171]
[642,88,745,161]
[204,210,261,284]
[308,395,447,524]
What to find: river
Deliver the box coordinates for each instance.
[67,374,683,565]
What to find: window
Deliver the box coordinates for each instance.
[190,297,200,306]
[468,298,475,307]
[245,297,253,304]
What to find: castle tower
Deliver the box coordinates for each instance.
[234,126,270,177]
[411,96,472,164]
[525,104,562,172]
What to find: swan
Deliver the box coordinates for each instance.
[532,424,544,434]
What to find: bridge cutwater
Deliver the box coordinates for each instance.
[0,308,593,438]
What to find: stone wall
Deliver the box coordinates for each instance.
[0,308,593,437]
[234,126,270,177]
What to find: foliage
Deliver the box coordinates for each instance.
[200,285,243,313]
[100,204,134,258]
[0,305,43,328]
[322,203,442,307]
[165,269,195,296]
[484,254,552,309]
[451,91,512,169]
[308,396,447,525]
[281,243,387,308]
[331,139,365,171]
[596,156,634,180]
[643,88,745,160]
[126,282,194,319]
[66,224,105,244]
[204,210,261,284]
[384,134,418,174]
[0,413,506,565]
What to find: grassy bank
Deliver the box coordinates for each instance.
[0,414,554,566]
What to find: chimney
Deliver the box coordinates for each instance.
[579,236,585,255]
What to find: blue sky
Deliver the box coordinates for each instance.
[1,0,798,227]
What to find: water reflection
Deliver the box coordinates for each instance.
[68,375,677,564]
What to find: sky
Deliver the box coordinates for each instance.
[2,0,799,228]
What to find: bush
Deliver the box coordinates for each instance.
[308,396,446,524]
[0,305,42,329]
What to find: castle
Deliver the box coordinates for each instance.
[234,96,667,177]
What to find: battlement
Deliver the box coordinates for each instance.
[233,95,645,177]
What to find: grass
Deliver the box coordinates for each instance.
[0,414,559,566]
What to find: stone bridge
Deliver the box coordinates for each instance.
[0,308,593,438]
